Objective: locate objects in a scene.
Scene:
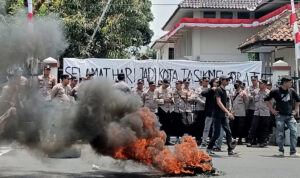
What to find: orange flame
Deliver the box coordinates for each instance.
[114,108,212,175]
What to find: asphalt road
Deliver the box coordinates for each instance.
[0,144,300,178]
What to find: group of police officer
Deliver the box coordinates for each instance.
[2,63,300,157]
[34,65,300,157]
[126,74,272,148]
[38,65,80,103]
[127,74,300,157]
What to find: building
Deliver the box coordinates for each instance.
[152,0,293,63]
[239,6,300,79]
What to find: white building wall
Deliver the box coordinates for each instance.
[273,48,296,73]
[156,43,175,60]
[174,27,262,61]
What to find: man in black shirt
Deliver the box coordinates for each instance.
[265,75,300,157]
[207,75,238,156]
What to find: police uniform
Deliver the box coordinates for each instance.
[132,88,145,97]
[38,74,56,101]
[191,87,206,142]
[248,80,270,146]
[231,81,248,143]
[182,79,196,136]
[51,83,72,103]
[154,79,174,141]
[113,81,131,94]
[171,80,186,137]
[245,76,259,141]
[142,89,157,113]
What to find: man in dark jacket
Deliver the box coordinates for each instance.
[206,75,238,156]
[200,78,219,147]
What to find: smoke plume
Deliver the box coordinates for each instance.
[0,11,67,71]
[0,9,213,176]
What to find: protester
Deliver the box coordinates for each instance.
[206,75,238,156]
[37,65,56,101]
[247,79,270,147]
[200,78,219,147]
[231,80,248,145]
[265,75,300,157]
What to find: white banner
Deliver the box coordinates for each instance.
[63,58,262,88]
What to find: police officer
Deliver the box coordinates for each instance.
[154,79,174,143]
[266,82,272,90]
[85,71,95,80]
[37,65,56,101]
[247,79,270,147]
[182,78,196,135]
[171,80,186,137]
[132,79,145,101]
[51,75,72,103]
[157,80,163,88]
[194,77,209,143]
[245,76,259,142]
[142,81,157,113]
[1,68,28,108]
[112,73,131,94]
[231,80,248,145]
[69,76,78,100]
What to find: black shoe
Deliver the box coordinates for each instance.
[228,150,240,156]
[259,143,267,148]
[213,147,222,152]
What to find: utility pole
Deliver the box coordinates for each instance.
[85,0,113,56]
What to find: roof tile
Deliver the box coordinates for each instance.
[179,0,266,11]
[239,8,300,48]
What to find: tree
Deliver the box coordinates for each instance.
[6,0,154,58]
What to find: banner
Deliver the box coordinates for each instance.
[63,58,262,88]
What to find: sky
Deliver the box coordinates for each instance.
[150,0,182,42]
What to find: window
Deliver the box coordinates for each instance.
[238,12,250,19]
[221,12,233,19]
[204,11,216,18]
[168,48,174,59]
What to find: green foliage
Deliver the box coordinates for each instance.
[6,0,154,58]
[137,47,156,60]
[248,53,259,61]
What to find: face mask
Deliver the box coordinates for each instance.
[234,84,239,90]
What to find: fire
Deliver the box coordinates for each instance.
[114,108,212,175]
